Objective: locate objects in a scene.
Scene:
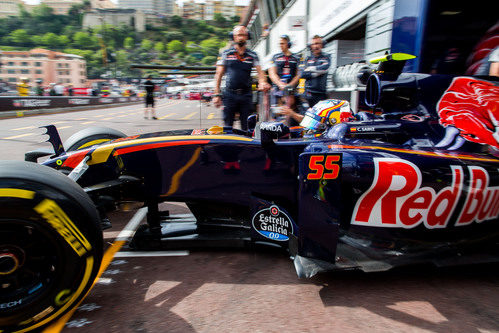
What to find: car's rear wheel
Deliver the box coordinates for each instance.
[64,126,127,151]
[0,161,103,332]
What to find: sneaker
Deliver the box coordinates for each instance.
[152,116,158,120]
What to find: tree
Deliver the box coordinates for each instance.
[9,29,31,45]
[141,39,153,50]
[42,32,59,48]
[163,31,183,42]
[123,36,134,49]
[73,31,96,49]
[31,35,43,46]
[167,40,184,53]
[170,15,182,28]
[214,13,227,28]
[186,55,198,65]
[31,4,54,18]
[201,56,216,65]
[200,38,223,57]
[154,42,165,53]
[58,35,70,47]
[185,41,200,53]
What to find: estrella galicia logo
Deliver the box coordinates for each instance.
[252,205,293,241]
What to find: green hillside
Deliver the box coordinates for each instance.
[0,2,238,78]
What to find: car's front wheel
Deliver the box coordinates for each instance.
[0,161,103,332]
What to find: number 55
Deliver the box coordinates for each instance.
[307,155,341,180]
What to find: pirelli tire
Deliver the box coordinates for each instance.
[0,161,103,332]
[64,126,127,152]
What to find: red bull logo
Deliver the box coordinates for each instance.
[437,77,499,149]
[351,158,499,229]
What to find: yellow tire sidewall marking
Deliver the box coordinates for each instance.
[0,189,35,200]
[14,256,94,333]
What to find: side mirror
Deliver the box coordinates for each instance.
[259,122,289,145]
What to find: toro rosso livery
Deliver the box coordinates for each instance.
[1,54,498,332]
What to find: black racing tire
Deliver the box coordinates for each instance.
[0,161,103,332]
[64,126,127,152]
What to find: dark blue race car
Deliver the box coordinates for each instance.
[1,54,498,332]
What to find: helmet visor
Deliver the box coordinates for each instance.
[300,110,325,130]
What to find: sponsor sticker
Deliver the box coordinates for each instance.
[12,99,51,108]
[252,205,294,241]
[351,158,499,229]
[68,99,90,105]
[34,199,92,256]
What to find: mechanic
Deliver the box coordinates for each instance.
[214,25,270,130]
[300,35,331,108]
[144,75,157,120]
[268,35,301,108]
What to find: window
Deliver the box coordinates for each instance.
[36,70,42,74]
[35,62,42,67]
[21,62,28,66]
[7,62,14,66]
[8,78,16,82]
[7,69,15,74]
[81,79,85,84]
[20,69,29,74]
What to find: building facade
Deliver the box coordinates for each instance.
[0,0,22,18]
[83,8,146,32]
[41,0,82,15]
[118,0,174,15]
[181,0,243,21]
[0,48,87,86]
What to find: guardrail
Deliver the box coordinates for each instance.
[0,96,142,112]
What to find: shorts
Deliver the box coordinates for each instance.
[145,95,154,107]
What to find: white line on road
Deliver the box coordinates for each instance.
[159,113,176,119]
[114,251,189,257]
[11,125,36,131]
[115,207,148,241]
[57,126,72,130]
[2,132,36,139]
[182,111,198,120]
[82,121,95,125]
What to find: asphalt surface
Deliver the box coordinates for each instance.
[0,99,498,333]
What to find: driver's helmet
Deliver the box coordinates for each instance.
[300,99,353,131]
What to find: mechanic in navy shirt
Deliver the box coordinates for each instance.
[214,25,270,130]
[268,35,301,107]
[300,35,331,108]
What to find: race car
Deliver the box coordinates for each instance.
[1,54,498,332]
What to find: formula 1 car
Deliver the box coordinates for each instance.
[1,54,498,332]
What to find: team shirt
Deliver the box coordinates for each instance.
[217,46,260,91]
[270,52,300,84]
[300,52,331,94]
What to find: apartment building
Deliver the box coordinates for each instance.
[0,48,87,86]
[0,0,23,18]
[118,0,174,15]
